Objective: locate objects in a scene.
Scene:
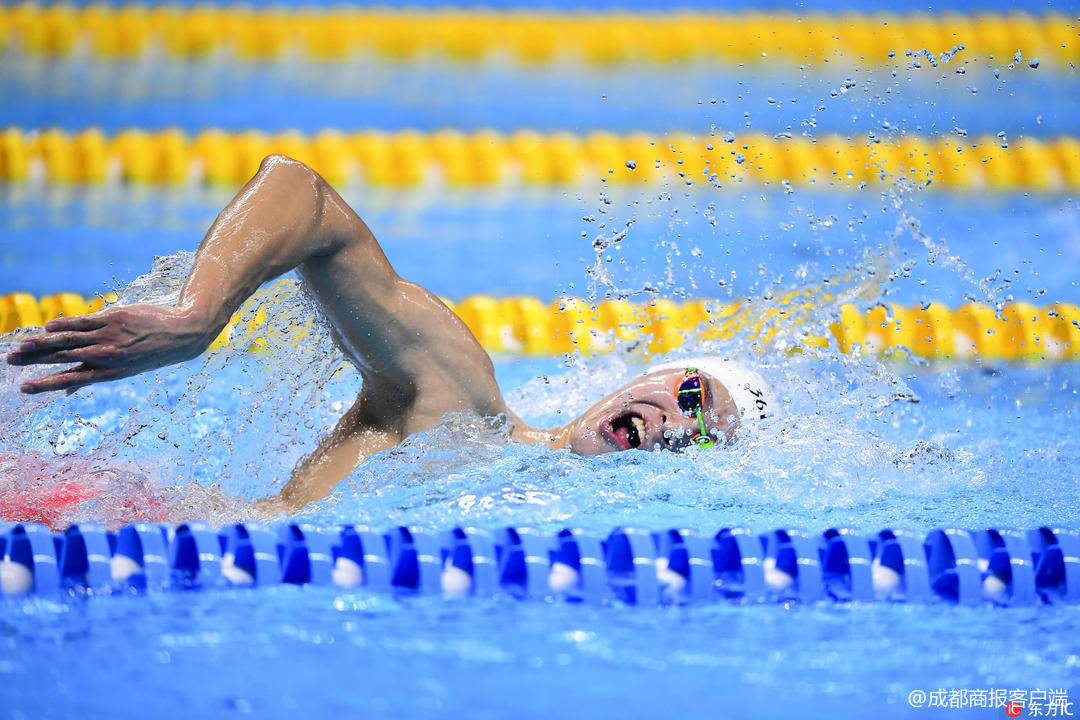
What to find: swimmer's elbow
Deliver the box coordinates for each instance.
[254,154,342,250]
[257,153,323,192]
[254,154,380,269]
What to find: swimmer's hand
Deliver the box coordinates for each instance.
[6,304,215,394]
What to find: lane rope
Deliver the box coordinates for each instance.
[1,4,1076,67]
[2,291,1078,362]
[2,127,1079,191]
[0,521,1074,606]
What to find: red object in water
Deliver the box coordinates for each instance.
[1,479,105,529]
[0,454,167,530]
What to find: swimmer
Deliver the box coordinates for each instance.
[6,155,773,513]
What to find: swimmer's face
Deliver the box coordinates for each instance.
[567,368,740,455]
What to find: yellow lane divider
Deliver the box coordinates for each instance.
[3,292,1078,363]
[1,5,1076,66]
[3,127,1079,191]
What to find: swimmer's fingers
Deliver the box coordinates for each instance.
[8,343,124,368]
[6,330,105,364]
[18,363,129,395]
[5,311,112,363]
[10,305,208,393]
[42,314,108,333]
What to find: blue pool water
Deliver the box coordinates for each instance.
[2,188,1078,306]
[6,60,1079,136]
[4,586,1078,719]
[3,7,1080,719]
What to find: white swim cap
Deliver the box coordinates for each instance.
[649,356,776,421]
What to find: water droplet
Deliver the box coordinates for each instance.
[887,50,896,58]
[734,153,746,165]
[724,132,735,143]
[624,160,637,170]
[1028,58,1040,69]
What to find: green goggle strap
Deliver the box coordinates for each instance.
[681,368,715,449]
[693,411,715,449]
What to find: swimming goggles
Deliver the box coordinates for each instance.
[676,368,715,449]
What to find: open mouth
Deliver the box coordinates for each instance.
[604,411,647,450]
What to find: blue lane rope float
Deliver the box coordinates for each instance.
[2,522,1078,606]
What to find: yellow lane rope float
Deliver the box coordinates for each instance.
[2,127,1079,191]
[1,5,1076,66]
[2,292,1078,363]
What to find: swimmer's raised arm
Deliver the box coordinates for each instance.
[8,154,499,407]
[8,155,343,392]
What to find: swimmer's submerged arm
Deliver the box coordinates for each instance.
[255,387,400,514]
